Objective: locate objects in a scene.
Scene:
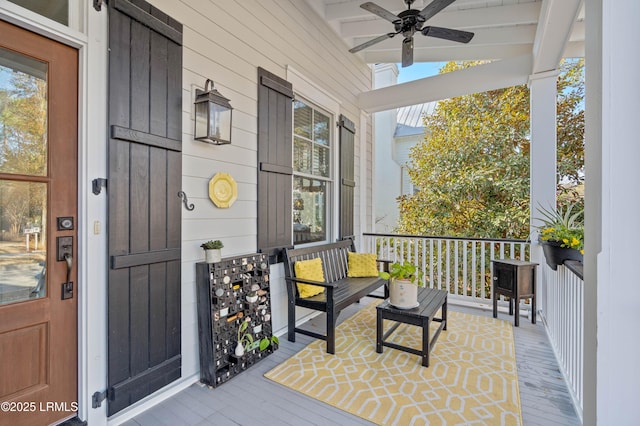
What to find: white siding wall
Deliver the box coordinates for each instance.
[146,0,373,381]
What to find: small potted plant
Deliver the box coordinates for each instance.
[201,239,223,263]
[235,317,254,357]
[379,261,423,309]
[535,202,584,270]
[245,291,258,303]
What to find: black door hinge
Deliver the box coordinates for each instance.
[92,178,107,195]
[93,0,106,12]
[92,388,114,408]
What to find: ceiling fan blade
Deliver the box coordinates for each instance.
[360,2,400,24]
[349,32,397,53]
[421,26,474,43]
[419,0,456,21]
[401,38,414,68]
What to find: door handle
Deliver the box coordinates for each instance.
[64,252,72,285]
[61,253,74,300]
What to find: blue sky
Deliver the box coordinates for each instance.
[397,62,446,83]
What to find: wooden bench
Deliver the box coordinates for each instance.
[283,239,389,354]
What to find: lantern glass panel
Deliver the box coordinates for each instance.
[209,103,231,142]
[195,101,208,140]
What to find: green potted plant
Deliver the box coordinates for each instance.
[234,317,279,357]
[259,335,279,352]
[235,317,253,357]
[201,239,223,263]
[379,261,423,309]
[245,291,258,303]
[535,202,584,270]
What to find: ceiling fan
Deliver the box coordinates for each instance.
[349,0,474,67]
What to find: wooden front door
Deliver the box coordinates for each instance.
[0,20,78,426]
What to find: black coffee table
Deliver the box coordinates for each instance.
[376,287,447,367]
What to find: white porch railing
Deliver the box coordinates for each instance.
[362,233,530,307]
[539,261,584,421]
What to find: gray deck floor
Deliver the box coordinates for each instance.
[123,299,581,426]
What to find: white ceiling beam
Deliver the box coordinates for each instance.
[358,54,532,112]
[340,2,541,38]
[356,39,584,65]
[561,41,584,58]
[362,44,532,63]
[531,0,583,73]
[325,0,428,21]
[352,25,537,51]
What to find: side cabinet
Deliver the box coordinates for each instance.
[491,259,538,327]
[196,253,276,387]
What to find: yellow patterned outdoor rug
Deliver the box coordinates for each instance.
[265,303,522,425]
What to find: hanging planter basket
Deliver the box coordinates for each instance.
[539,239,583,271]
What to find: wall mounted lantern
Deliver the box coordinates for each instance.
[194,79,233,145]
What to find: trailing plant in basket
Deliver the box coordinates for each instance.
[536,202,584,254]
[379,261,423,285]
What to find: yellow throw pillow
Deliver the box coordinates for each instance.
[294,258,325,298]
[347,252,379,277]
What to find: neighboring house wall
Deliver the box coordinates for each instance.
[373,64,401,232]
[396,136,419,195]
[373,64,435,232]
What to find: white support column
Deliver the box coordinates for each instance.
[528,71,559,271]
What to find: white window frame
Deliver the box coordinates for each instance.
[287,66,341,245]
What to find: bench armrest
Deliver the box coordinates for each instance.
[284,277,337,288]
[377,259,392,272]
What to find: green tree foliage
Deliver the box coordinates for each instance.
[398,59,584,239]
[0,70,48,240]
[0,72,47,175]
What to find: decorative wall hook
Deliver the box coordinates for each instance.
[178,191,195,211]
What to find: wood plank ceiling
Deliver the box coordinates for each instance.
[305,0,585,111]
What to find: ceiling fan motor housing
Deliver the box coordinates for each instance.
[395,9,426,37]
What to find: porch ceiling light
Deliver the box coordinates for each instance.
[194,79,232,145]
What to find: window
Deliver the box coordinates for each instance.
[293,99,332,244]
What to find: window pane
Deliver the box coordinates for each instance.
[7,0,69,26]
[0,47,48,176]
[293,177,326,244]
[293,100,312,139]
[313,110,330,146]
[294,137,312,174]
[0,180,47,305]
[313,145,330,177]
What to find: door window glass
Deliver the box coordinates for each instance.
[0,47,49,305]
[0,181,47,305]
[0,46,48,176]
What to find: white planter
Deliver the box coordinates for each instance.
[389,278,419,309]
[205,249,222,263]
[234,341,245,357]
